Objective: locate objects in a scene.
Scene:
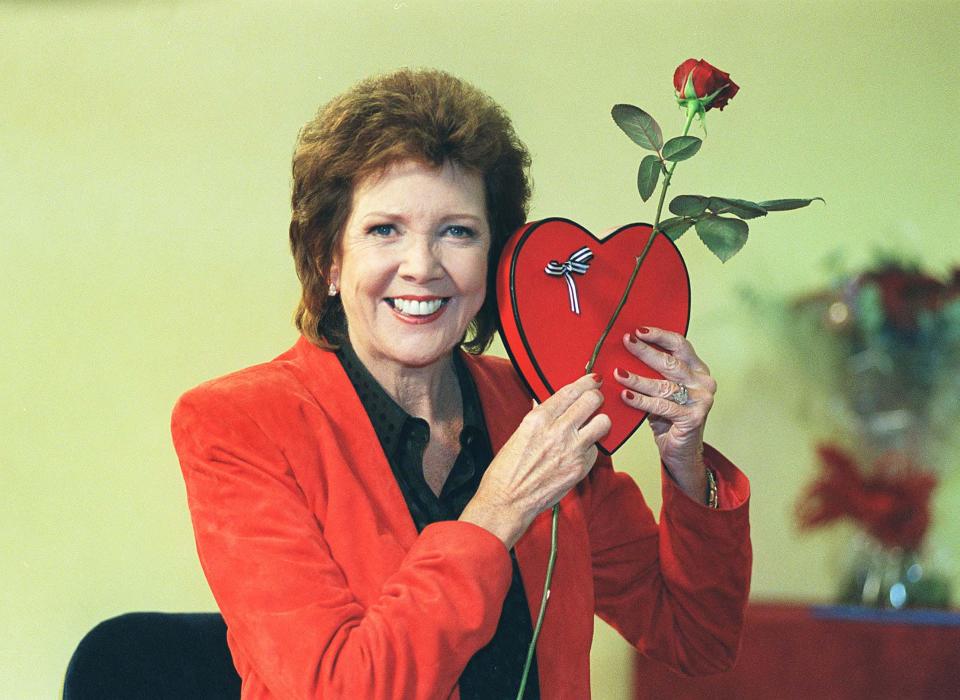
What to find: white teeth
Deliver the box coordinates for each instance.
[391,298,444,316]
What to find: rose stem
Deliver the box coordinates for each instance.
[584,103,699,374]
[515,503,559,699]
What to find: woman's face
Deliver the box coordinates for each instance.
[330,159,490,371]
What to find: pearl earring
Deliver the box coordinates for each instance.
[328,283,338,297]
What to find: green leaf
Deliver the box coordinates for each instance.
[661,135,702,162]
[637,154,661,202]
[611,104,663,151]
[669,194,709,217]
[695,215,749,262]
[658,216,694,240]
[756,197,825,211]
[708,197,768,219]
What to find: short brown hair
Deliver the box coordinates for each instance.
[289,68,532,353]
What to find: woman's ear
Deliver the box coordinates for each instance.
[327,260,341,296]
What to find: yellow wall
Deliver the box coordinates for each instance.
[3,1,958,697]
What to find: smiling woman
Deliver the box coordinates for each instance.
[171,68,752,700]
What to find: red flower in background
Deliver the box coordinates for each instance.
[673,58,739,112]
[860,265,958,331]
[797,444,938,551]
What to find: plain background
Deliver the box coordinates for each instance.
[3,1,959,697]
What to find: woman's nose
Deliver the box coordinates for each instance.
[398,234,444,282]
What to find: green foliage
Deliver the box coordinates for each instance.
[657,216,694,240]
[661,194,823,260]
[636,154,661,202]
[669,194,709,217]
[708,197,767,219]
[611,104,663,151]
[662,135,702,162]
[757,197,825,211]
[694,215,749,262]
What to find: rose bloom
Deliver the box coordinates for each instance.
[673,58,739,111]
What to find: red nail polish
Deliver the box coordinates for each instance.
[627,333,638,344]
[624,390,636,400]
[615,367,628,379]
[637,326,650,335]
[590,372,601,383]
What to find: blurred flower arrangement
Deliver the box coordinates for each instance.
[790,260,960,608]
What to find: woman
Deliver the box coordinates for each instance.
[172,69,751,699]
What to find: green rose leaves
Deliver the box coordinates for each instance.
[612,59,821,263]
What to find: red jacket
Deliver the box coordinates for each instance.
[172,336,751,699]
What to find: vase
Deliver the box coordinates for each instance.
[837,536,952,609]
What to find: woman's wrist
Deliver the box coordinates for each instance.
[663,447,711,505]
[460,493,526,550]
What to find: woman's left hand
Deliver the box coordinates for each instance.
[613,326,717,502]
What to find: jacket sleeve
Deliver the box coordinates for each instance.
[588,443,751,675]
[171,386,513,700]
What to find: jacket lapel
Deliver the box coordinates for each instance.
[287,339,559,606]
[287,336,420,551]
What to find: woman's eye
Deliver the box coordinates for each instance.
[444,225,475,239]
[369,224,395,236]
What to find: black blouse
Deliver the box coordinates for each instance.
[337,340,539,699]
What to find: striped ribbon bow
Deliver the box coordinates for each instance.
[544,246,594,315]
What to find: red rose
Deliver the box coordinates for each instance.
[673,58,739,111]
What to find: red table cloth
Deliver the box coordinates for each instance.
[633,602,960,699]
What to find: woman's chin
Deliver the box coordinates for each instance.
[377,308,475,368]
[392,342,459,369]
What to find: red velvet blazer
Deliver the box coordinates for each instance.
[172,336,751,699]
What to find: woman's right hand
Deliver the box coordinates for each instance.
[460,374,612,549]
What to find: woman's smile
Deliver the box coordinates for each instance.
[386,295,449,320]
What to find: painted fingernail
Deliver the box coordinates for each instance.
[623,390,636,400]
[589,372,602,384]
[637,326,650,335]
[615,367,629,379]
[627,332,638,344]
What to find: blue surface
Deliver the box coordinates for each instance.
[812,604,960,627]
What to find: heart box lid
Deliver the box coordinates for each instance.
[496,217,690,454]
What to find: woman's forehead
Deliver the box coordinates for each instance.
[350,160,486,218]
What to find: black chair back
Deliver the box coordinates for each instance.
[64,612,241,699]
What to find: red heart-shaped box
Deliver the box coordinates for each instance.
[496,218,690,454]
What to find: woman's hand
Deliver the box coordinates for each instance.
[460,374,612,549]
[613,326,717,503]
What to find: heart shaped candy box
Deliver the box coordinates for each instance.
[496,218,690,454]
